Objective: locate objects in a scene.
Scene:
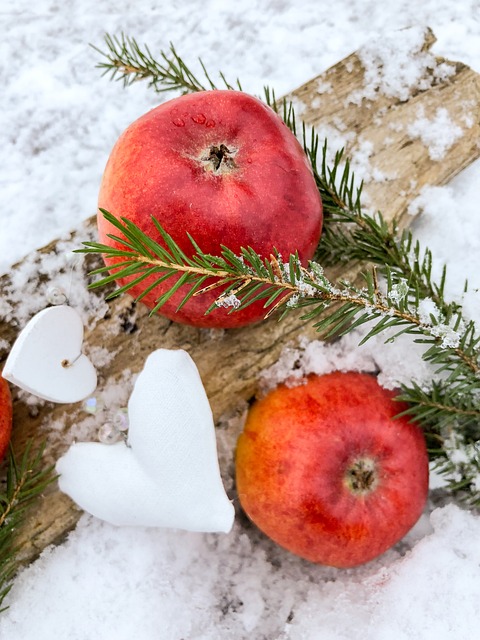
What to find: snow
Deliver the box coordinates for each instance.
[407,107,465,161]
[348,25,456,103]
[288,505,480,640]
[216,293,242,309]
[1,1,480,638]
[1,504,477,640]
[258,329,437,395]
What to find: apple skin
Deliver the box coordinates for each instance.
[98,90,323,328]
[236,371,429,568]
[0,374,13,461]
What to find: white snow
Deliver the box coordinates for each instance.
[1,1,480,638]
[348,25,456,104]
[407,107,464,161]
[287,505,480,640]
[1,504,478,640]
[216,293,242,309]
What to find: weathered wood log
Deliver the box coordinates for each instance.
[1,27,479,566]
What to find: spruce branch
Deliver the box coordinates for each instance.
[91,33,241,94]
[0,441,56,610]
[90,37,480,503]
[431,435,480,508]
[85,212,425,335]
[81,206,480,503]
[84,212,480,398]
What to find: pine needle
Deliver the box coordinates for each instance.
[0,441,57,611]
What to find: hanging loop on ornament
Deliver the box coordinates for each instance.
[45,252,85,308]
[65,251,84,270]
[61,352,83,368]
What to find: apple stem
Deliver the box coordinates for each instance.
[204,144,237,172]
[345,457,378,496]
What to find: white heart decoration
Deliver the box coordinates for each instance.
[56,349,235,533]
[3,305,97,403]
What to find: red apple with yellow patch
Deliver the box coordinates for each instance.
[236,371,429,567]
[0,374,13,460]
[98,90,323,328]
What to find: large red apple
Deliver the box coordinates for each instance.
[98,90,323,328]
[0,374,13,460]
[236,371,429,568]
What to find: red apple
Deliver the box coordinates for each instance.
[236,371,429,567]
[98,90,323,328]
[0,374,13,460]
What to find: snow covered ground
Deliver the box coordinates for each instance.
[1,1,480,638]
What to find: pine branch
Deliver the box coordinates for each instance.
[81,207,480,503]
[91,34,463,322]
[85,212,416,331]
[431,436,480,508]
[260,98,465,331]
[0,441,57,611]
[303,137,459,310]
[84,212,480,397]
[91,34,241,94]
[90,37,480,504]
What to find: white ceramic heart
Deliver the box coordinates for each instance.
[3,306,97,403]
[56,349,235,533]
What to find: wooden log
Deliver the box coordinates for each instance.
[1,27,479,566]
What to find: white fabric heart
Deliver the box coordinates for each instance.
[3,306,97,403]
[56,349,235,533]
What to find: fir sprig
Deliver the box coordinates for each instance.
[91,33,241,94]
[91,36,480,503]
[84,208,480,502]
[84,210,480,423]
[309,141,457,312]
[0,441,57,610]
[86,212,438,344]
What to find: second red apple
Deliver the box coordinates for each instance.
[236,371,429,568]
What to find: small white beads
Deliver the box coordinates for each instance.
[84,396,129,444]
[112,408,129,432]
[46,286,67,306]
[83,396,105,415]
[98,422,122,445]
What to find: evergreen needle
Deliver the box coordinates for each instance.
[0,441,57,611]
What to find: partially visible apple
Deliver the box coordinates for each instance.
[236,371,429,568]
[98,90,323,328]
[0,374,13,460]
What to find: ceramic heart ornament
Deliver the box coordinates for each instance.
[56,349,235,533]
[3,306,97,403]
